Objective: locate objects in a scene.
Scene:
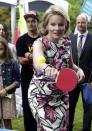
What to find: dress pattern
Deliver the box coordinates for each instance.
[0,64,16,119]
[28,37,71,131]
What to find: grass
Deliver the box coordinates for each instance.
[12,94,92,131]
[73,94,83,131]
[12,116,24,131]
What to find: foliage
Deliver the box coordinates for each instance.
[68,0,83,34]
[88,20,92,34]
[12,116,24,131]
[0,7,11,24]
[68,0,92,34]
[38,11,44,22]
[0,7,11,35]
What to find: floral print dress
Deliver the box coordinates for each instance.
[28,37,71,131]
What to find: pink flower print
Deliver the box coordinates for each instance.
[54,60,62,69]
[37,97,46,105]
[44,105,57,123]
[58,49,64,55]
[48,84,57,91]
[40,126,46,131]
[60,128,67,131]
[42,37,49,48]
[38,124,46,131]
[37,96,52,105]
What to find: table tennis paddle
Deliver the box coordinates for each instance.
[56,68,78,92]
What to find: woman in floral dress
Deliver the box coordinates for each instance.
[28,5,84,131]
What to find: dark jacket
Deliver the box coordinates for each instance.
[70,33,92,82]
[1,59,20,94]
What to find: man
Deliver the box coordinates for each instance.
[16,11,40,131]
[69,14,92,131]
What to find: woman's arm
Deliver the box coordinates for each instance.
[33,39,46,70]
[0,82,17,97]
[5,82,17,92]
[33,39,58,79]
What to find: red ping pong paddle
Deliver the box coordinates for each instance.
[56,68,78,92]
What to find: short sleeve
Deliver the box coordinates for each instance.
[16,37,26,57]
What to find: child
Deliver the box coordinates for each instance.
[0,36,20,129]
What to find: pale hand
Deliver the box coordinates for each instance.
[45,66,58,80]
[0,89,7,97]
[25,52,33,59]
[77,69,85,83]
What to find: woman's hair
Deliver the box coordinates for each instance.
[40,5,70,35]
[0,23,10,41]
[0,36,13,61]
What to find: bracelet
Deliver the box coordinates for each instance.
[43,64,52,75]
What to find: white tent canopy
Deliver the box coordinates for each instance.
[0,0,17,5]
[0,0,68,11]
[21,0,69,13]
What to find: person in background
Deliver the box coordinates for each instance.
[69,14,92,131]
[28,5,85,131]
[16,10,40,131]
[0,23,16,59]
[0,36,20,129]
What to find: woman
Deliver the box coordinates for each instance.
[0,36,20,129]
[28,5,85,131]
[0,23,16,59]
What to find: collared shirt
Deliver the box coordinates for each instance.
[77,31,88,48]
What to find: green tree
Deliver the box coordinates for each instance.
[68,0,83,34]
[0,7,11,39]
[68,0,92,34]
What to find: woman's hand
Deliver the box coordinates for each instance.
[77,68,85,83]
[45,66,58,80]
[0,88,7,97]
[59,35,71,46]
